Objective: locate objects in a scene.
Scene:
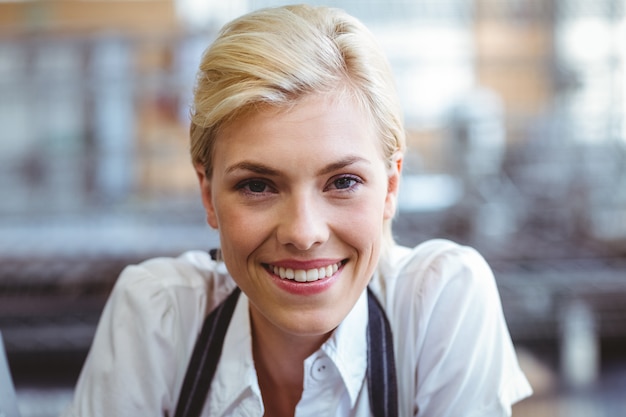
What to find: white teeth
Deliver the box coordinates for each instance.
[270,262,342,282]
[294,270,307,282]
[306,269,319,282]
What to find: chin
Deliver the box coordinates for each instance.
[272,307,344,338]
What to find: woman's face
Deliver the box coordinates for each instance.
[196,93,401,340]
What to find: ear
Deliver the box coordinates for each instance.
[383,153,403,220]
[194,163,219,229]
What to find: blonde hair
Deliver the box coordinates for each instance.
[190,4,405,243]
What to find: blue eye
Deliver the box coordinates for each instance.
[334,177,357,189]
[328,175,362,191]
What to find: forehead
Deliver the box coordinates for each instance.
[214,93,382,160]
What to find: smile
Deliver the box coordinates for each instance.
[266,261,344,282]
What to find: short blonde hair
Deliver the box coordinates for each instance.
[190,4,405,241]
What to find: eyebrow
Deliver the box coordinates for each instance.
[318,156,370,175]
[225,161,280,176]
[224,156,370,177]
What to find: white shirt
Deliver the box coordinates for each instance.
[62,239,532,417]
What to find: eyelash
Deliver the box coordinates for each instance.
[235,179,275,196]
[235,174,363,196]
[325,174,363,192]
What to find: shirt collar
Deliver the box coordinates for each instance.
[318,288,368,406]
[211,288,369,413]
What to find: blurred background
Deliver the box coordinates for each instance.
[0,0,625,416]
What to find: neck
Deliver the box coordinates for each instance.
[249,306,332,417]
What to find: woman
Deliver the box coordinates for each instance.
[63,5,531,417]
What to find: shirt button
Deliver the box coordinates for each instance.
[311,356,333,381]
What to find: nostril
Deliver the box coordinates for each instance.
[277,225,327,250]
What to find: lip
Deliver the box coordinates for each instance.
[262,259,347,296]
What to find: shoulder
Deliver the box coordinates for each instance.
[372,238,503,360]
[374,239,494,309]
[119,250,223,290]
[67,251,237,415]
[374,240,531,415]
[113,250,237,315]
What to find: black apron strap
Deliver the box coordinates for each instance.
[366,287,399,417]
[174,287,241,417]
[175,287,398,417]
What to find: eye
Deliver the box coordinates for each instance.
[246,180,268,193]
[334,177,356,189]
[236,179,274,195]
[326,175,362,191]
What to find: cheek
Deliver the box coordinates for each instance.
[215,202,270,258]
[333,194,386,246]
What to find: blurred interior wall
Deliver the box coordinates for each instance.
[0,1,179,33]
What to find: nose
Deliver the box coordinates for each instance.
[276,193,329,251]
